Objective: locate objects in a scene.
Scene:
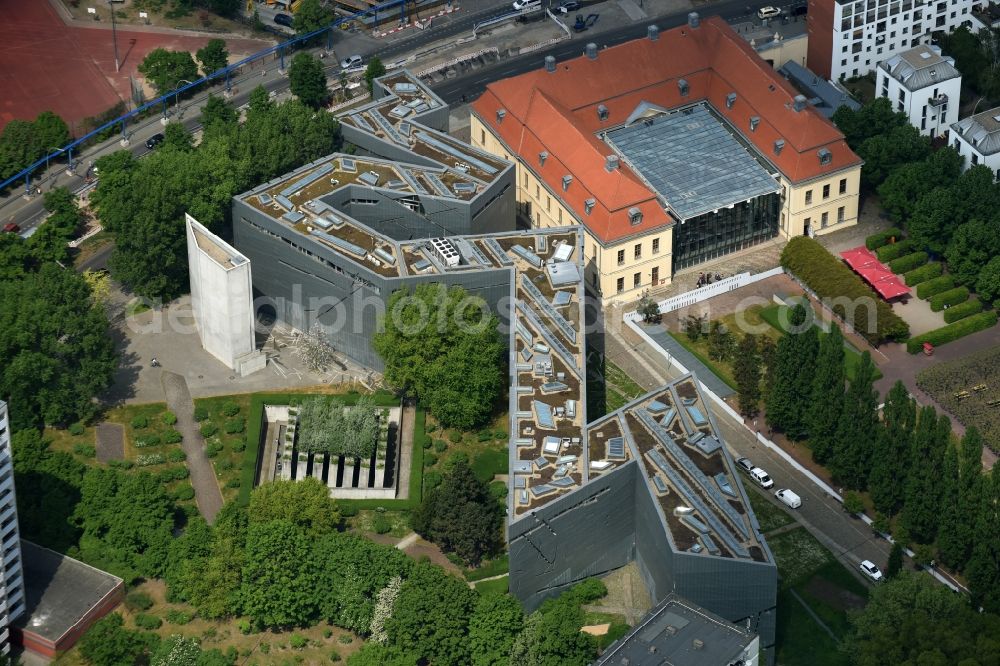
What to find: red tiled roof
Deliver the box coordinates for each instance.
[472,16,862,244]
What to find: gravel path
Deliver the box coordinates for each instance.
[160,371,224,523]
[95,423,124,463]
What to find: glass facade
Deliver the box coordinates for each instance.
[672,193,780,272]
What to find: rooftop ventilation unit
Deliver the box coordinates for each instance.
[726,92,737,109]
[605,155,620,172]
[678,79,689,96]
[496,108,506,122]
[584,198,596,214]
[585,43,598,59]
[539,151,548,166]
[773,138,785,155]
[818,148,832,165]
[358,170,380,186]
[688,11,700,28]
[597,104,609,121]
[793,94,808,112]
[693,639,705,650]
[430,237,461,267]
[648,24,659,40]
[749,116,760,131]
[562,175,573,191]
[545,55,556,73]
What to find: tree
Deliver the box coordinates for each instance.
[411,458,504,565]
[945,219,1000,287]
[936,441,964,568]
[468,592,524,666]
[347,644,420,666]
[31,110,70,155]
[374,284,505,430]
[682,313,707,341]
[82,268,112,306]
[903,407,949,544]
[954,428,984,567]
[706,320,734,361]
[239,520,319,628]
[162,122,194,151]
[200,94,237,133]
[765,304,817,439]
[79,613,158,666]
[247,477,341,536]
[831,351,878,489]
[289,52,328,108]
[196,38,229,76]
[856,123,931,188]
[365,56,387,92]
[138,48,200,95]
[976,255,1000,305]
[878,147,962,222]
[966,469,1000,612]
[151,635,202,666]
[293,0,334,35]
[733,334,762,417]
[636,295,661,323]
[11,428,85,552]
[510,584,600,666]
[869,381,916,515]
[806,324,845,464]
[368,575,403,644]
[886,541,904,579]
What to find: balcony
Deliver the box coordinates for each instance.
[928,94,949,107]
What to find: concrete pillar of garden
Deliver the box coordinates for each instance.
[342,460,355,488]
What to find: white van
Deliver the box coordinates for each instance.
[775,488,801,509]
[749,467,774,489]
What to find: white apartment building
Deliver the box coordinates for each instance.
[951,107,1000,177]
[0,402,25,657]
[876,45,961,136]
[808,0,980,81]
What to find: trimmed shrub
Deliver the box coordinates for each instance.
[134,613,162,630]
[125,590,154,612]
[224,418,245,435]
[929,286,970,312]
[73,443,96,458]
[135,434,161,448]
[69,423,85,436]
[217,459,234,471]
[424,470,443,489]
[339,504,359,518]
[448,430,462,444]
[163,429,183,444]
[221,401,241,417]
[906,311,999,353]
[916,275,955,299]
[130,415,149,429]
[494,429,507,440]
[865,227,903,250]
[174,483,196,501]
[206,441,224,458]
[290,634,308,649]
[424,452,439,467]
[231,439,246,453]
[476,429,492,442]
[200,422,218,438]
[780,237,909,344]
[136,453,164,467]
[225,478,241,489]
[419,435,432,449]
[167,449,187,462]
[903,262,942,286]
[165,610,192,625]
[888,251,929,274]
[943,298,983,324]
[162,412,177,426]
[433,439,447,453]
[193,406,209,421]
[109,459,134,470]
[875,239,915,262]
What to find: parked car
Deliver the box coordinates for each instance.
[340,54,364,70]
[512,0,541,10]
[860,560,883,582]
[2,223,20,234]
[757,5,781,19]
[790,2,808,15]
[557,0,581,13]
[735,457,754,474]
[144,133,165,150]
[775,488,801,509]
[749,467,774,489]
[274,13,293,27]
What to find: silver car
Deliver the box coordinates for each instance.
[340,54,363,70]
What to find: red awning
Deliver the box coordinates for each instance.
[841,246,911,300]
[839,247,879,270]
[872,276,910,300]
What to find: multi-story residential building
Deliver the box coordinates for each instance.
[471,15,862,303]
[950,106,1000,177]
[808,0,979,81]
[876,45,961,136]
[0,402,25,657]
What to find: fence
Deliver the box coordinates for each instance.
[623,266,784,322]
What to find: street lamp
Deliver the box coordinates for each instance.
[45,147,66,180]
[174,79,194,117]
[109,1,120,72]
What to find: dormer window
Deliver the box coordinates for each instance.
[749,116,760,132]
[629,207,643,226]
[562,175,573,191]
[678,79,689,97]
[539,151,548,166]
[597,104,609,121]
[818,148,832,165]
[496,109,506,123]
[726,93,737,109]
[774,139,785,155]
[584,198,596,215]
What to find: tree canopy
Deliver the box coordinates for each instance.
[138,49,200,96]
[247,476,341,535]
[295,397,378,459]
[289,52,328,108]
[294,0,335,34]
[195,38,229,76]
[0,111,70,182]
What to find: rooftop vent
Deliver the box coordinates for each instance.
[597,104,609,121]
[539,151,548,166]
[496,108,506,123]
[920,50,932,59]
[648,645,657,654]
[678,79,689,97]
[749,116,760,131]
[688,11,700,28]
[726,92,737,109]
[665,625,678,636]
[562,175,573,191]
[544,55,556,73]
[648,24,660,40]
[930,68,937,78]
[605,155,620,172]
[774,138,785,155]
[584,198,596,214]
[818,148,832,165]
[793,94,808,112]
[585,43,598,59]
[693,639,705,650]
[629,207,642,225]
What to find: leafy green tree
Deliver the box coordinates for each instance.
[706,320,734,361]
[365,56,387,92]
[347,644,420,666]
[196,38,229,76]
[200,94,237,134]
[903,407,949,544]
[294,0,334,34]
[248,477,341,536]
[79,613,158,666]
[832,97,909,150]
[11,428,84,551]
[886,541,904,579]
[765,304,817,439]
[412,458,504,565]
[177,504,246,619]
[856,123,931,188]
[469,592,524,666]
[976,255,1000,305]
[386,561,476,665]
[239,520,319,628]
[138,48,200,95]
[636,295,661,323]
[164,517,214,599]
[289,52,328,108]
[806,324,844,464]
[510,585,599,666]
[162,122,194,151]
[966,469,1000,612]
[878,147,962,222]
[374,285,505,430]
[151,634,202,666]
[936,441,964,568]
[945,219,1000,287]
[831,351,878,489]
[869,381,916,515]
[906,185,960,255]
[31,111,70,155]
[0,120,38,180]
[954,428,984,567]
[733,334,762,418]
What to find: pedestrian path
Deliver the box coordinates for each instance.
[638,324,736,398]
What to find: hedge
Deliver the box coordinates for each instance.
[906,311,999,353]
[865,227,903,250]
[781,237,909,345]
[888,251,929,274]
[904,262,942,287]
[916,275,955,299]
[929,286,970,312]
[875,239,915,263]
[943,298,983,324]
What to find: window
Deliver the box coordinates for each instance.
[972,153,979,165]
[821,211,829,228]
[652,266,659,284]
[617,249,625,266]
[838,206,845,223]
[558,208,562,223]
[523,172,528,187]
[535,184,539,199]
[546,196,551,213]
[480,129,485,144]
[652,238,660,254]
[634,272,641,288]
[634,243,642,260]
[823,184,831,199]
[805,189,813,205]
[839,178,847,194]
[616,277,624,293]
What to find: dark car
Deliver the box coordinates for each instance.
[144,133,165,150]
[735,457,754,474]
[557,0,581,13]
[274,12,293,27]
[2,223,20,234]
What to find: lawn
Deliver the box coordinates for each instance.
[473,575,510,595]
[465,554,509,582]
[421,412,509,498]
[746,488,795,533]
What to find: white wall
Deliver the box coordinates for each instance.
[952,131,1000,177]
[876,65,960,137]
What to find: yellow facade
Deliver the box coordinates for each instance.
[779,166,862,238]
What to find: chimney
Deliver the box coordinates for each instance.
[688,11,700,28]
[545,55,556,73]
[585,43,598,59]
[793,94,807,111]
[647,24,659,41]
[605,155,620,172]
